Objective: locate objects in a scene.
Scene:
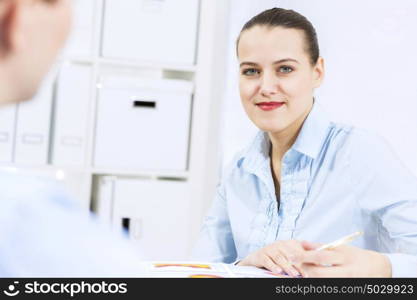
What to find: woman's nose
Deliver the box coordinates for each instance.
[260,74,279,97]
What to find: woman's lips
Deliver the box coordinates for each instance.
[256,101,285,111]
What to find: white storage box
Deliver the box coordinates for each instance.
[94,77,193,171]
[109,177,190,260]
[101,0,199,65]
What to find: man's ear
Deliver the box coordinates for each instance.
[0,0,24,58]
[312,56,325,89]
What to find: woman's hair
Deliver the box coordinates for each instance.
[236,8,320,66]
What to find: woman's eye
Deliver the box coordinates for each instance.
[242,68,260,76]
[279,66,293,73]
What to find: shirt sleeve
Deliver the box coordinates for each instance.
[191,183,237,263]
[349,130,417,277]
[0,174,146,277]
[383,253,417,277]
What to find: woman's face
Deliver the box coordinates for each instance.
[238,25,324,134]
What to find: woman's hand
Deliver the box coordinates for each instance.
[236,240,308,277]
[299,241,392,277]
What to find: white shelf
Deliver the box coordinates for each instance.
[0,0,230,259]
[96,57,197,73]
[91,168,189,180]
[0,163,88,174]
[58,57,94,65]
[0,164,189,179]
[58,57,197,74]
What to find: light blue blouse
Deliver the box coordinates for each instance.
[193,103,417,277]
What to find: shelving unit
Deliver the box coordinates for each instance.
[0,0,230,260]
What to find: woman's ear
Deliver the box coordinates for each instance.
[0,0,24,58]
[312,56,325,88]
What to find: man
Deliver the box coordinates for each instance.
[0,0,144,277]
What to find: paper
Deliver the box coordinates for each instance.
[138,261,292,278]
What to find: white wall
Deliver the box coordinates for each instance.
[221,0,417,177]
[220,1,274,170]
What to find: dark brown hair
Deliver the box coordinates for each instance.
[236,8,320,66]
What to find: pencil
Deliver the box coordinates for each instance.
[316,231,363,251]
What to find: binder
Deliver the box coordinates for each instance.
[0,105,17,163]
[63,0,95,57]
[95,176,116,223]
[52,63,92,166]
[14,77,54,165]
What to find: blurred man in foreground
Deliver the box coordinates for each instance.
[0,0,144,277]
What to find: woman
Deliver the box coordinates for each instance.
[193,8,417,277]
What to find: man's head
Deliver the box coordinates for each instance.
[0,0,72,105]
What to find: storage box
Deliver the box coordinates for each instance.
[94,76,193,171]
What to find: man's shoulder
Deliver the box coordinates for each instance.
[0,171,77,208]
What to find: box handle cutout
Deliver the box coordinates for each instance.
[133,100,156,109]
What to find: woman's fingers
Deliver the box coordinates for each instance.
[274,253,300,277]
[260,254,283,274]
[268,247,302,277]
[257,248,301,277]
[240,240,333,277]
[301,248,346,266]
[301,240,323,250]
[292,262,308,278]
